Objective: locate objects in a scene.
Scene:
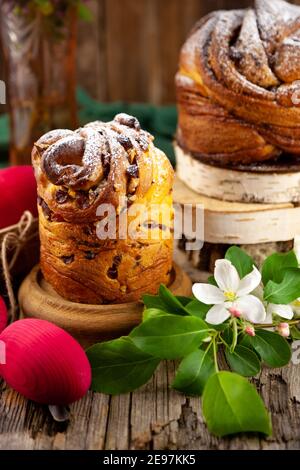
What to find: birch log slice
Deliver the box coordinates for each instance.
[175,143,300,204]
[174,176,300,245]
[18,263,192,349]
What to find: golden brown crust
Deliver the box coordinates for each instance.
[176,0,300,166]
[32,114,174,304]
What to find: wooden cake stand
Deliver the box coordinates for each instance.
[174,144,300,273]
[18,263,192,348]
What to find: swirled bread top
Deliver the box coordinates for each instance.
[178,0,300,109]
[32,113,173,224]
[176,0,300,164]
[33,113,153,191]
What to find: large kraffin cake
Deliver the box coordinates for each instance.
[176,0,300,168]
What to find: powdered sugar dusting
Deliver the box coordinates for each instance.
[175,73,196,88]
[231,9,280,88]
[36,115,154,192]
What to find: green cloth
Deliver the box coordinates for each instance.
[0,88,177,166]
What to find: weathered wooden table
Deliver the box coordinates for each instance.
[0,359,300,450]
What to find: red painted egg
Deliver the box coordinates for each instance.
[0,166,37,229]
[0,297,8,333]
[0,319,91,405]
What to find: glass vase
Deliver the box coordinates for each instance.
[0,2,78,165]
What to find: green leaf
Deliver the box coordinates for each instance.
[262,251,298,285]
[86,337,160,395]
[184,300,225,330]
[176,296,193,306]
[264,268,300,304]
[184,299,210,319]
[142,294,168,311]
[244,329,291,368]
[130,315,210,359]
[223,326,233,346]
[225,345,261,377]
[158,284,188,315]
[143,308,171,321]
[207,276,217,286]
[291,325,300,340]
[143,290,191,316]
[77,2,93,21]
[225,246,255,278]
[202,372,272,437]
[35,0,54,15]
[172,349,215,395]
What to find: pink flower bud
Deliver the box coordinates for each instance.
[277,322,290,338]
[229,307,242,318]
[245,325,255,337]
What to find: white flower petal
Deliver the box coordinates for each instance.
[263,311,273,324]
[214,259,239,293]
[237,266,261,296]
[235,295,266,323]
[294,235,300,265]
[192,283,225,305]
[205,304,230,325]
[267,303,294,320]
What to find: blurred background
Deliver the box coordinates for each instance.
[66,0,253,104]
[1,0,255,106]
[0,0,300,167]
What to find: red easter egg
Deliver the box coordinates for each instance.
[0,319,91,405]
[0,297,8,333]
[0,166,37,229]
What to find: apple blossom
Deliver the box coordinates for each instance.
[192,259,266,325]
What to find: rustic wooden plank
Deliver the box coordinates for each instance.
[151,0,252,104]
[155,0,185,104]
[1,358,300,449]
[139,0,161,104]
[105,0,148,102]
[2,0,300,105]
[77,0,108,101]
[130,361,187,450]
[104,394,131,450]
[95,1,109,102]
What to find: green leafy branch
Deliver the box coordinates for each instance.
[10,0,93,21]
[87,246,300,438]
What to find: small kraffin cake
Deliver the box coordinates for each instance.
[32,114,174,304]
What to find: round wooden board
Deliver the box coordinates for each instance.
[18,263,192,349]
[175,143,300,204]
[173,176,300,245]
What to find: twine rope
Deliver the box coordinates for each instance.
[1,211,37,322]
